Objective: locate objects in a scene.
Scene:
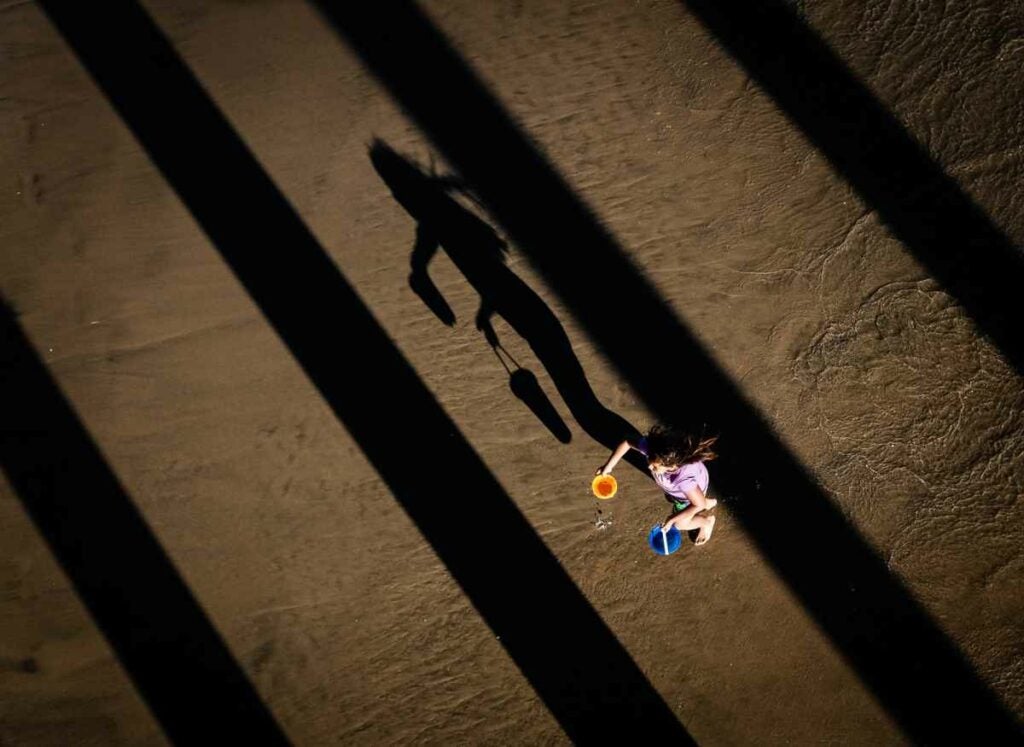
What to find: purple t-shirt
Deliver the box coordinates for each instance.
[635,437,709,500]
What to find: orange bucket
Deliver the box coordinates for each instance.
[591,474,618,499]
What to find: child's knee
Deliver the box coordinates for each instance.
[671,516,696,531]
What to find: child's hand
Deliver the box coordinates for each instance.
[595,464,611,476]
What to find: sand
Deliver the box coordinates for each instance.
[2,0,1022,744]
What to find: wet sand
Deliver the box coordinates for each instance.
[2,0,1022,744]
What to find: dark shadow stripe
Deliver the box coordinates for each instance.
[0,301,289,745]
[311,2,1023,742]
[681,0,1024,376]
[35,1,689,741]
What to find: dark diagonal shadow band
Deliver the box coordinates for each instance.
[35,1,689,741]
[311,2,1023,742]
[682,0,1024,377]
[1,302,289,745]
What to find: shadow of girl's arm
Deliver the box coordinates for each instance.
[408,224,455,326]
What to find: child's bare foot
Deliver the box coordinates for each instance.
[694,515,716,545]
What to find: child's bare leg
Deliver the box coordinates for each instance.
[664,503,702,529]
[694,515,716,545]
[665,505,716,546]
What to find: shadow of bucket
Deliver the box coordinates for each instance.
[648,525,682,556]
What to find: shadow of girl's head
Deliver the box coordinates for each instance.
[369,139,509,263]
[369,139,435,215]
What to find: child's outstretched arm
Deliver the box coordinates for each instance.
[596,439,634,475]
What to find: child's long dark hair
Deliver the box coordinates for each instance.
[645,425,718,467]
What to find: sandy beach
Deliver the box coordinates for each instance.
[2,1,1022,743]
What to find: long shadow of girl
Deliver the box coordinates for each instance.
[370,140,645,471]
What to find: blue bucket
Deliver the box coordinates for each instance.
[648,525,682,555]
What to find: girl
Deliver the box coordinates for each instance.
[597,425,719,546]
